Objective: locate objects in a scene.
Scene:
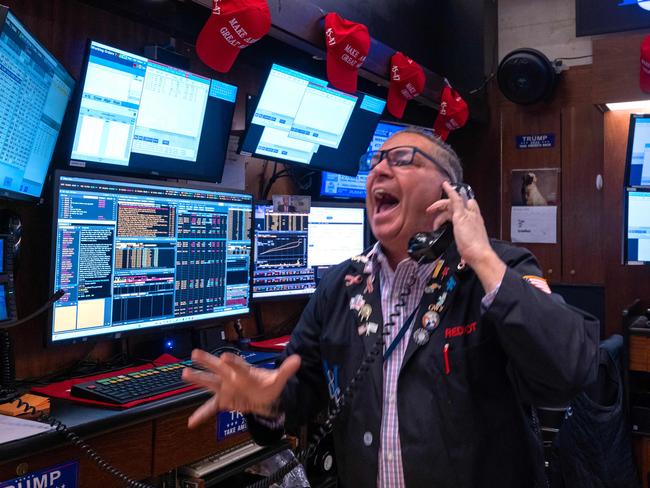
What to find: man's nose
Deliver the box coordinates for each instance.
[370,156,394,177]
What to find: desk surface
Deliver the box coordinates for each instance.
[0,387,211,463]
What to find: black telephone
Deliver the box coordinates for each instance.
[407,183,475,263]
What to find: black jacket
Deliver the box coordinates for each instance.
[249,240,600,488]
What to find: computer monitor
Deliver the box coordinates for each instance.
[49,171,253,344]
[239,63,386,176]
[625,114,650,187]
[0,7,75,201]
[319,121,434,200]
[252,201,366,299]
[624,188,650,264]
[66,40,238,183]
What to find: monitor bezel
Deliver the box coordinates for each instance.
[317,120,435,202]
[0,6,75,203]
[48,169,254,346]
[61,39,237,184]
[251,199,368,302]
[238,63,385,177]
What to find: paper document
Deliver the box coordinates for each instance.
[511,206,557,244]
[0,415,53,443]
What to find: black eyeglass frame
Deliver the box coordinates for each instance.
[360,145,454,181]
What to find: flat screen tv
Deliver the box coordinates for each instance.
[66,40,238,183]
[239,63,386,176]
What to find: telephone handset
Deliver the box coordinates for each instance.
[407,183,475,263]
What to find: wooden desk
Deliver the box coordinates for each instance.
[0,390,253,487]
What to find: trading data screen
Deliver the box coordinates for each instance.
[0,11,75,199]
[320,121,433,199]
[626,189,650,264]
[253,203,365,299]
[240,64,385,176]
[51,173,252,343]
[627,115,650,187]
[69,41,237,182]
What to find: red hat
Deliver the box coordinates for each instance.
[433,85,468,141]
[196,0,272,73]
[641,34,650,93]
[386,52,426,119]
[324,13,370,93]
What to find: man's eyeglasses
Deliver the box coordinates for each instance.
[359,145,453,180]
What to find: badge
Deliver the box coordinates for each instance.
[457,260,467,272]
[359,303,372,321]
[413,328,430,346]
[435,292,447,307]
[358,321,378,336]
[351,255,369,264]
[432,260,445,279]
[349,294,365,311]
[446,276,457,292]
[364,275,374,294]
[344,274,363,287]
[422,311,440,331]
[424,283,440,294]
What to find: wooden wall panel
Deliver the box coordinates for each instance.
[561,105,604,284]
[500,104,562,281]
[593,30,650,104]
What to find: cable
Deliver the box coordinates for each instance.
[13,396,155,488]
[0,329,17,403]
[468,72,496,95]
[0,289,65,330]
[554,54,593,61]
[246,258,425,488]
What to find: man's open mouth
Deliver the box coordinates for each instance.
[373,188,400,215]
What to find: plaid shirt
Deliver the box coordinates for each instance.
[372,244,437,488]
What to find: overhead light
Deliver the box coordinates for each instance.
[605,100,650,112]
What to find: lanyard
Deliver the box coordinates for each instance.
[383,308,418,361]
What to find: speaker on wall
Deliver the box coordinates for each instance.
[497,48,558,105]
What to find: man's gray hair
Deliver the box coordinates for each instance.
[389,127,463,183]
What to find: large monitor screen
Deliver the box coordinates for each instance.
[240,64,386,176]
[50,171,253,343]
[625,189,650,264]
[253,202,366,299]
[67,41,237,183]
[0,8,75,201]
[320,121,434,200]
[625,114,650,187]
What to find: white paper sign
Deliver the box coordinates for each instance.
[511,206,557,244]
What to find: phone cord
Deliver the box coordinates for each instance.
[246,260,424,488]
[12,397,154,488]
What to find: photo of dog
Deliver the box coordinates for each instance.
[521,172,548,206]
[511,168,558,207]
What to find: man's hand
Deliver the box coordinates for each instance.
[426,181,505,292]
[182,349,301,429]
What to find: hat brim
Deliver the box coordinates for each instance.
[433,117,451,141]
[196,16,241,73]
[386,82,407,119]
[326,52,358,94]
